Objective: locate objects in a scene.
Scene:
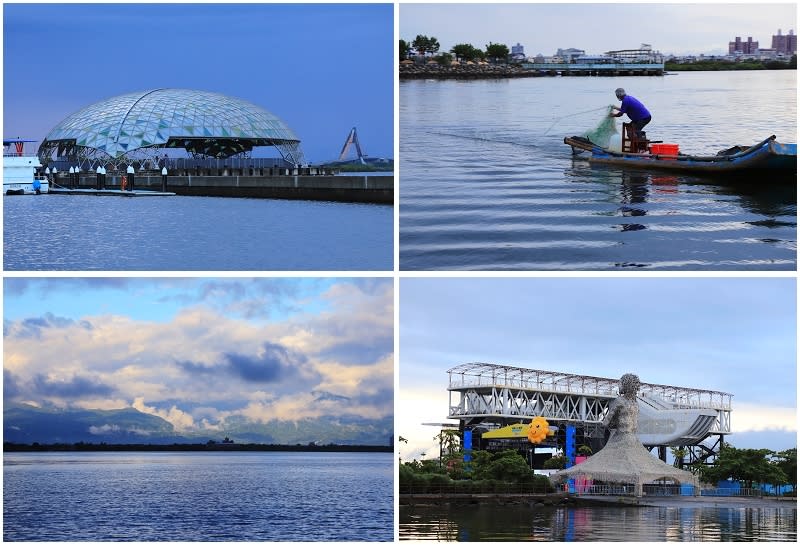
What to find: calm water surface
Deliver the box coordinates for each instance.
[4,195,392,270]
[400,71,797,270]
[400,502,797,542]
[4,452,393,541]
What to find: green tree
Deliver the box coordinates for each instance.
[476,449,534,482]
[434,53,453,66]
[773,448,797,491]
[412,34,440,56]
[699,446,788,489]
[543,455,566,469]
[470,449,494,475]
[451,43,483,62]
[671,447,688,469]
[434,429,461,462]
[577,445,593,456]
[485,42,510,64]
[399,40,409,61]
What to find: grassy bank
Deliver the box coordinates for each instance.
[666,57,796,71]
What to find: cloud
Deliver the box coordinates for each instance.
[285,279,393,367]
[132,397,196,431]
[224,342,305,383]
[88,424,121,435]
[316,338,393,365]
[732,403,796,433]
[178,341,309,384]
[3,278,394,431]
[4,369,22,399]
[8,313,91,339]
[32,374,114,398]
[156,278,306,319]
[4,278,133,297]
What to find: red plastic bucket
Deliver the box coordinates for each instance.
[650,143,679,159]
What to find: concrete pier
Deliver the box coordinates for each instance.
[55,172,393,204]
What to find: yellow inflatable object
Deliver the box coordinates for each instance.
[527,416,550,444]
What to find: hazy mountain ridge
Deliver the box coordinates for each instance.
[4,404,393,446]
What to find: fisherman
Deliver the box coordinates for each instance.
[610,88,651,138]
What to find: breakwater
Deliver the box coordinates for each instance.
[54,172,393,204]
[400,62,664,80]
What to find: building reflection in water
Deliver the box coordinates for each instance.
[400,503,797,542]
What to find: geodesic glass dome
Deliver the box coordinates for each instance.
[38,88,305,166]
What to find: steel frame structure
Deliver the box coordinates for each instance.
[39,140,305,173]
[447,363,732,459]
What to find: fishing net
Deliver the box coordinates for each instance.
[582,105,619,150]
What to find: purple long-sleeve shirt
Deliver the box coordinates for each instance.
[618,95,651,121]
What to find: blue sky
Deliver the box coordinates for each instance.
[3,3,393,163]
[399,277,797,460]
[401,3,798,57]
[4,278,394,428]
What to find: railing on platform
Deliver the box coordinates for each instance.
[3,141,42,157]
[700,487,765,498]
[401,483,785,498]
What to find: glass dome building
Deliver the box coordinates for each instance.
[38,88,305,167]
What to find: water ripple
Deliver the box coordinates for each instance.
[4,195,393,271]
[4,452,393,541]
[400,72,796,270]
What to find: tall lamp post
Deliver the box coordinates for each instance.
[161,166,168,192]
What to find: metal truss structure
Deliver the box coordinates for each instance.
[447,362,732,462]
[39,140,306,173]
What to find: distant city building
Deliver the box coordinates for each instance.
[511,42,526,61]
[576,55,617,64]
[729,36,759,55]
[556,47,585,62]
[772,29,797,55]
[605,44,663,63]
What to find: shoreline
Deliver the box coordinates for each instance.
[3,442,394,453]
[400,65,795,81]
[400,492,796,508]
[50,172,394,205]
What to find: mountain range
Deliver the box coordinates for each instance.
[3,404,393,446]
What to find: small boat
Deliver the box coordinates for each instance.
[3,139,50,195]
[564,134,797,178]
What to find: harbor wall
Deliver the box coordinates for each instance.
[59,173,393,204]
[400,62,664,79]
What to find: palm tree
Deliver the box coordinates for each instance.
[670,447,688,469]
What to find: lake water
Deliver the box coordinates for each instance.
[3,451,393,541]
[400,70,797,270]
[4,195,393,271]
[400,501,797,542]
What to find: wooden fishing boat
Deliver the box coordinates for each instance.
[564,134,796,177]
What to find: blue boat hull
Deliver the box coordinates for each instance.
[565,135,796,178]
